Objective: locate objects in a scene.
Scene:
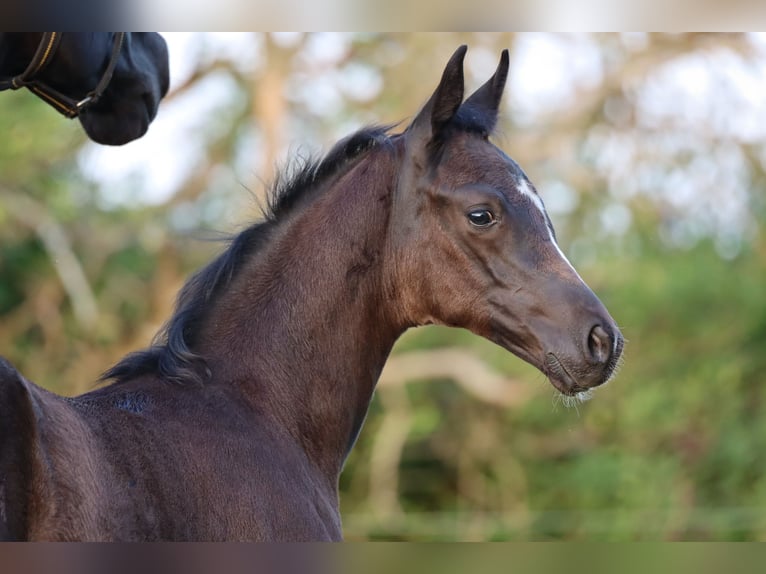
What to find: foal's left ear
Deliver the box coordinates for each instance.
[408,45,467,140]
[462,49,510,133]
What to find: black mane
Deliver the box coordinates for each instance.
[101,125,393,386]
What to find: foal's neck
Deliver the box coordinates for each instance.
[201,147,402,478]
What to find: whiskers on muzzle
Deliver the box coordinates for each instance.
[544,331,627,406]
[561,341,627,409]
[554,388,594,410]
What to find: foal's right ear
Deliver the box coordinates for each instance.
[407,45,467,141]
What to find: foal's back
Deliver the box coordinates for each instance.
[0,358,340,541]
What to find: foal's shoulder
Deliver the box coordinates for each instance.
[0,356,23,384]
[0,356,36,415]
[0,356,38,541]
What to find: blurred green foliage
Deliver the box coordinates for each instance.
[1,33,765,540]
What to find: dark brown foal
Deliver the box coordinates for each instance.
[0,46,622,541]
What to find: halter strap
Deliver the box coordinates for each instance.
[0,32,125,118]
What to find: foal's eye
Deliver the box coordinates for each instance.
[467,208,496,228]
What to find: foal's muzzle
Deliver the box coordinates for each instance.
[546,319,624,396]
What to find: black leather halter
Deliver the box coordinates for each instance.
[0,32,125,118]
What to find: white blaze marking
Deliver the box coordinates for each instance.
[517,178,582,279]
[551,233,582,278]
[517,178,546,215]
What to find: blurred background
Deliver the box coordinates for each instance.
[1,32,765,540]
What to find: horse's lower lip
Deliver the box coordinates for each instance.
[544,353,583,396]
[549,376,579,396]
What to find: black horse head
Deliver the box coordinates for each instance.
[0,33,169,145]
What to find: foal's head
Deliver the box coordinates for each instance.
[389,46,623,397]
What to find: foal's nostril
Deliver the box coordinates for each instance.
[587,325,612,364]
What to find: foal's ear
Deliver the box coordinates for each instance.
[408,45,467,139]
[462,49,510,133]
